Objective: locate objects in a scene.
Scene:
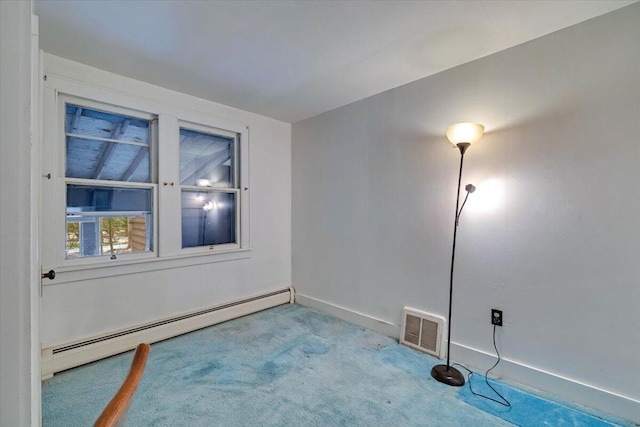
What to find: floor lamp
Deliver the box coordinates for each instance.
[431,122,484,387]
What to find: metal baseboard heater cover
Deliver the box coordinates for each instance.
[400,307,445,359]
[41,287,294,380]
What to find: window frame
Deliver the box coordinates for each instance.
[177,120,241,255]
[41,77,251,275]
[55,94,159,267]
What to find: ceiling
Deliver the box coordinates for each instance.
[35,0,636,123]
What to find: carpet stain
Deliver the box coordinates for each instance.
[259,361,290,383]
[181,360,223,381]
[303,341,329,355]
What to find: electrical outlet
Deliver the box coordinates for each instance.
[491,309,503,327]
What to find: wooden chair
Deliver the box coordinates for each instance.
[94,343,151,427]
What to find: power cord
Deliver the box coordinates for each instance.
[452,324,511,407]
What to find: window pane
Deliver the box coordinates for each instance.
[66,185,153,258]
[65,104,151,182]
[66,216,150,259]
[181,190,236,248]
[179,128,234,187]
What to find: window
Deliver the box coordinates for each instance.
[63,102,156,261]
[178,125,239,250]
[41,86,250,270]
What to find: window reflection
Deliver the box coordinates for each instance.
[181,190,236,248]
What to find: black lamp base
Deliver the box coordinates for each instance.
[431,364,465,387]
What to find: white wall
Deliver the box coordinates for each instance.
[292,4,640,422]
[40,54,292,347]
[1,1,35,426]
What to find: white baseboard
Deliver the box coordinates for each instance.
[295,294,401,339]
[42,288,293,379]
[450,342,640,424]
[295,293,640,424]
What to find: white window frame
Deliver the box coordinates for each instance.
[48,94,159,267]
[177,120,241,255]
[41,75,251,275]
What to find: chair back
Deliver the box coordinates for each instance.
[94,343,150,427]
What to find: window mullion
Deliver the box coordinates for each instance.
[157,113,181,257]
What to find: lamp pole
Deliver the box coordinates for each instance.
[431,142,469,386]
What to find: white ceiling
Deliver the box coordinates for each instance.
[35,0,636,123]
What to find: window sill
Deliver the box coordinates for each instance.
[44,248,252,286]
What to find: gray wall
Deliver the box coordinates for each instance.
[293,3,640,418]
[0,1,34,425]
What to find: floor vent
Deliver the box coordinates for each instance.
[400,307,445,358]
[42,287,293,379]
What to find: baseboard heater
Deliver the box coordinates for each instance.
[41,287,294,380]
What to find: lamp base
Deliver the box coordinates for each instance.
[431,364,465,387]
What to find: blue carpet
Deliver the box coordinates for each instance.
[458,375,632,427]
[42,304,632,426]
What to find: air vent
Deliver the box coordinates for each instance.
[400,307,444,358]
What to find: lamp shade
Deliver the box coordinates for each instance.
[446,122,484,145]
